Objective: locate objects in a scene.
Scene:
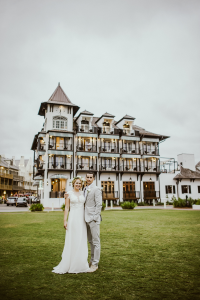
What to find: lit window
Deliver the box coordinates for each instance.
[52,116,68,130]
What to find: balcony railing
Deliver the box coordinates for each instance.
[121,147,140,154]
[99,146,119,153]
[48,143,72,151]
[100,128,120,135]
[140,166,160,172]
[76,145,97,152]
[48,163,72,170]
[77,126,98,134]
[38,162,45,170]
[12,185,23,190]
[0,170,13,179]
[141,149,159,156]
[49,191,65,198]
[122,129,135,136]
[143,191,160,199]
[99,164,119,171]
[102,191,119,199]
[121,165,160,172]
[0,184,12,190]
[39,144,46,151]
[13,174,24,182]
[76,164,97,171]
[123,191,140,199]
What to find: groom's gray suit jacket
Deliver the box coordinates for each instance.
[84,185,102,224]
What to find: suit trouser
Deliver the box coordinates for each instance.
[87,221,100,266]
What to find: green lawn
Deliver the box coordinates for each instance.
[0,210,200,300]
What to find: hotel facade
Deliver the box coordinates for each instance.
[31,84,169,207]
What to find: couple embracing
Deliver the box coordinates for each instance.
[52,172,102,274]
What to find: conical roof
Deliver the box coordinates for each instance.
[38,83,80,117]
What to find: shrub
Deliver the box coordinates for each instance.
[29,203,44,212]
[121,201,137,209]
[195,199,200,205]
[102,202,106,211]
[156,202,164,206]
[137,202,145,206]
[61,204,65,211]
[173,197,195,208]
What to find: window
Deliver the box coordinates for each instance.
[165,185,176,194]
[52,116,67,130]
[198,186,200,193]
[181,185,191,194]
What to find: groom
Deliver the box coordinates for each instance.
[84,172,102,273]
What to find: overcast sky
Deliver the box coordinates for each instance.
[0,0,199,164]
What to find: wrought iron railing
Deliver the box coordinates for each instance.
[39,144,46,151]
[76,126,98,134]
[121,147,140,154]
[141,149,159,155]
[99,146,119,153]
[76,164,97,171]
[48,143,72,151]
[76,145,97,152]
[48,163,72,170]
[99,164,119,171]
[100,128,120,135]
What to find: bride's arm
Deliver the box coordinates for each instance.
[64,193,70,230]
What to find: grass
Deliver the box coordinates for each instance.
[0,210,200,300]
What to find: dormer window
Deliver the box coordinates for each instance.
[123,123,130,128]
[103,121,110,127]
[53,116,68,130]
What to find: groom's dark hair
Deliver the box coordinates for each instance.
[86,172,95,178]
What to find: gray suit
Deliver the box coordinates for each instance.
[84,184,102,266]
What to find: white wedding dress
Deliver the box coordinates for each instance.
[52,191,89,274]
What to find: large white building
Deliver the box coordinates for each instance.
[31,84,172,207]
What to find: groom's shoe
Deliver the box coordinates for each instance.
[89,262,92,268]
[87,265,98,273]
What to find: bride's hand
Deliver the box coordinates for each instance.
[64,221,68,230]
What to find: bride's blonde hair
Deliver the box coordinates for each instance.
[72,177,84,188]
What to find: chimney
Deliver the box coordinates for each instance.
[12,156,15,166]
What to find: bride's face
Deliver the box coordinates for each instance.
[74,179,82,190]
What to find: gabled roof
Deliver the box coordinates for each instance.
[195,161,200,169]
[132,125,169,141]
[173,167,200,180]
[95,112,115,124]
[38,83,80,117]
[74,110,94,122]
[115,114,135,125]
[0,157,19,170]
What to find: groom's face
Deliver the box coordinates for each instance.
[86,174,94,185]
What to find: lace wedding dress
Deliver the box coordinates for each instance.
[52,191,89,274]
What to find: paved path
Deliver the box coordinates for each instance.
[0,204,199,213]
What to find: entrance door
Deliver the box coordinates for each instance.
[143,182,155,199]
[123,182,135,199]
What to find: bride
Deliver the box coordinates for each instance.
[52,177,89,274]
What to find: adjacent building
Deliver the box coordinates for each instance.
[31,84,170,207]
[0,155,37,199]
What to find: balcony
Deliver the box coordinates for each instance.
[13,174,24,182]
[121,165,160,172]
[76,164,97,171]
[123,191,140,200]
[121,147,140,154]
[48,163,72,170]
[76,145,97,152]
[0,170,13,179]
[99,164,119,171]
[141,149,159,156]
[100,128,120,135]
[12,185,23,190]
[39,143,46,151]
[122,128,136,136]
[143,191,160,199]
[0,184,12,190]
[37,162,45,171]
[48,142,72,151]
[76,125,98,134]
[121,165,139,172]
[140,166,160,172]
[99,146,119,153]
[102,191,119,200]
[49,191,65,198]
